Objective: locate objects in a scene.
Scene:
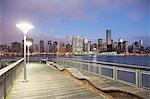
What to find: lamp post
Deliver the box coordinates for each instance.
[16,22,34,81]
[26,41,32,65]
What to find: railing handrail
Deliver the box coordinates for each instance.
[1,57,22,60]
[0,58,24,76]
[58,58,150,70]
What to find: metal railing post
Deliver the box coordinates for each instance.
[99,64,101,76]
[88,62,90,73]
[136,69,141,88]
[114,66,118,81]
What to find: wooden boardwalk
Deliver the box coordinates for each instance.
[6,63,105,99]
[49,62,150,99]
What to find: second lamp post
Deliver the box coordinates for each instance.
[26,41,32,65]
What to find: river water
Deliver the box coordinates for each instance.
[1,55,149,66]
[59,55,150,67]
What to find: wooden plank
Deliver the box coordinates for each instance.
[6,63,103,99]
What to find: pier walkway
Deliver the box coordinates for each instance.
[48,61,150,99]
[1,58,149,99]
[6,63,105,99]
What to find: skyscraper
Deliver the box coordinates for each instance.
[47,41,53,53]
[83,38,88,52]
[117,37,124,53]
[92,43,97,51]
[39,40,45,53]
[106,29,112,52]
[0,45,8,53]
[139,40,143,48]
[132,42,139,53]
[58,41,66,54]
[112,42,118,51]
[66,44,72,52]
[98,38,103,52]
[11,42,21,53]
[103,43,107,52]
[72,35,84,53]
[106,30,111,45]
[52,41,58,53]
[87,41,92,52]
[123,41,128,54]
[48,41,51,45]
[33,44,39,53]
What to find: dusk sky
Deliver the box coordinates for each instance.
[0,0,149,46]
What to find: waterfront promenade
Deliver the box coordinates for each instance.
[48,61,150,99]
[6,63,105,99]
[0,58,149,99]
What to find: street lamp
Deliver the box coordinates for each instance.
[26,41,32,65]
[16,22,34,81]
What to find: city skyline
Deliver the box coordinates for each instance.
[0,30,147,47]
[1,31,149,55]
[0,0,149,46]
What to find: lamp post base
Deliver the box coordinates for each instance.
[22,80,28,82]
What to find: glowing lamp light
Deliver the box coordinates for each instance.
[16,22,34,34]
[26,41,32,47]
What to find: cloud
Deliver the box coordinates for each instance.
[126,0,149,21]
[29,32,66,44]
[1,0,148,45]
[2,0,148,29]
[2,0,148,21]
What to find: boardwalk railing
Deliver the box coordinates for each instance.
[1,57,46,63]
[54,58,150,90]
[1,57,22,62]
[0,58,24,99]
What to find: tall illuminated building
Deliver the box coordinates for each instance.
[106,29,112,51]
[47,41,53,53]
[139,40,143,48]
[117,37,124,53]
[66,44,72,52]
[72,35,84,53]
[52,41,58,53]
[11,42,21,53]
[106,30,111,45]
[123,41,128,54]
[58,41,66,53]
[87,41,92,52]
[98,38,103,52]
[33,44,39,53]
[39,40,45,53]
